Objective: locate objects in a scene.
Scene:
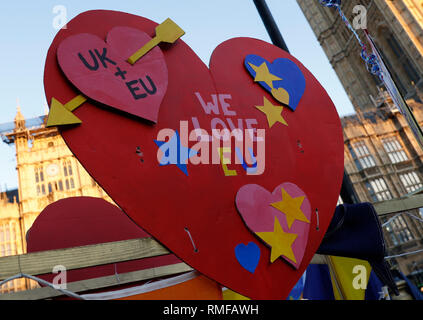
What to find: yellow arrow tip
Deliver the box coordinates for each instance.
[46,98,82,127]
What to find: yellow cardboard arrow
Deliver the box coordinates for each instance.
[46,95,87,127]
[128,18,185,65]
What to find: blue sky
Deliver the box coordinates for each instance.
[0,0,356,190]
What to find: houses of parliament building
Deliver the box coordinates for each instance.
[1,0,423,295]
[0,108,114,292]
[297,0,423,290]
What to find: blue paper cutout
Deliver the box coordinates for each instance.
[235,147,258,174]
[245,55,306,111]
[235,242,261,274]
[154,130,198,176]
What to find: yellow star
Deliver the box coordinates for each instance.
[256,217,298,263]
[248,62,282,89]
[271,188,310,229]
[255,97,288,128]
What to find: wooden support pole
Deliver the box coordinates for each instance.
[0,263,192,300]
[0,237,169,280]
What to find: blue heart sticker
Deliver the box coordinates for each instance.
[245,55,306,111]
[235,242,261,274]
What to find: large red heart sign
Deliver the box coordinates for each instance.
[44,10,344,300]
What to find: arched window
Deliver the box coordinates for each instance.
[385,33,421,86]
[365,178,393,202]
[0,221,18,256]
[383,215,414,246]
[63,160,73,177]
[382,136,408,164]
[35,167,45,196]
[0,221,23,293]
[349,140,376,170]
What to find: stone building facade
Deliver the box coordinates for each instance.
[297,0,423,111]
[0,107,114,293]
[297,0,423,289]
[342,96,423,284]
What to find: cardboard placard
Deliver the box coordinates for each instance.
[44,10,343,299]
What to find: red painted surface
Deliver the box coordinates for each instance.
[43,10,344,299]
[26,197,181,285]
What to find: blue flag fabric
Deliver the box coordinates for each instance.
[287,271,307,300]
[302,264,386,300]
[365,271,384,300]
[302,264,335,300]
[317,203,398,295]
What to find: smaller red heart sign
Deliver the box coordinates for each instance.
[57,26,168,123]
[235,183,311,269]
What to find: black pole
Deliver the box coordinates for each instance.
[340,172,359,204]
[252,0,359,204]
[253,0,289,52]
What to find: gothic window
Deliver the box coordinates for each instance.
[366,178,392,202]
[379,48,407,95]
[387,34,403,58]
[58,180,63,191]
[349,140,376,170]
[64,178,75,190]
[48,183,52,194]
[0,221,22,293]
[386,33,421,85]
[382,136,408,164]
[0,221,18,257]
[402,59,420,84]
[399,172,423,193]
[384,215,414,246]
[35,167,45,196]
[63,160,73,177]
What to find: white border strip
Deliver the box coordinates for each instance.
[81,271,199,300]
